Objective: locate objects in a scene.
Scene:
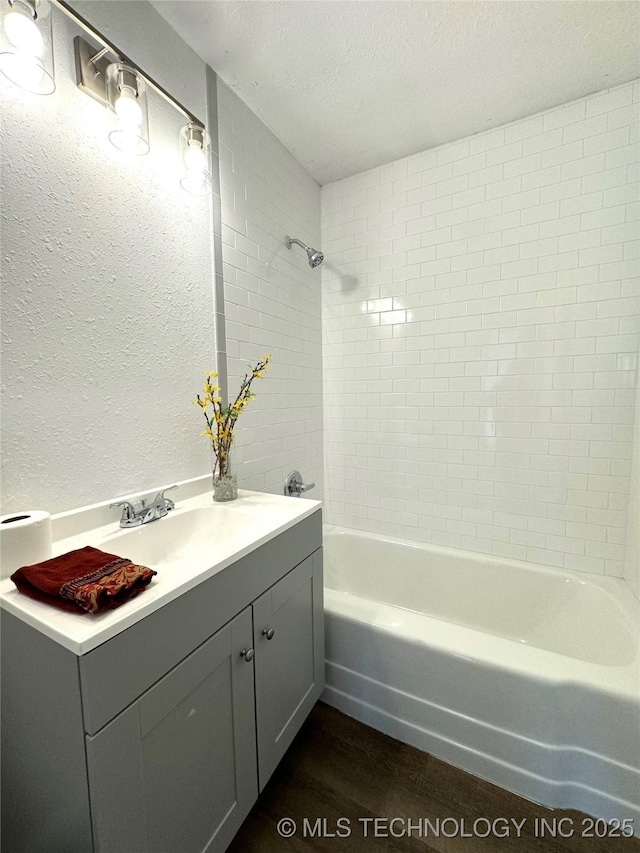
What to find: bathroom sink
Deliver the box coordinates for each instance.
[0,487,321,656]
[97,505,256,567]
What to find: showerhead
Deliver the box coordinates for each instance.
[307,248,324,268]
[285,235,324,268]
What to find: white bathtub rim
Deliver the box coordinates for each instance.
[324,523,639,674]
[324,588,639,702]
[323,523,640,632]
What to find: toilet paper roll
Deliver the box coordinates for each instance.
[0,511,52,580]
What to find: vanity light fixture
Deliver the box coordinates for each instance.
[106,61,149,156]
[0,0,55,94]
[17,2,213,187]
[180,122,212,195]
[74,36,150,157]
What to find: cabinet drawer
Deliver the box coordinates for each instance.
[80,511,321,733]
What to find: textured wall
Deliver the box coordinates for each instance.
[1,4,214,514]
[217,82,323,498]
[321,81,639,578]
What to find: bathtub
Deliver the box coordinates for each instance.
[322,526,640,830]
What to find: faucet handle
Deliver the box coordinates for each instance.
[154,484,178,510]
[284,471,315,497]
[109,501,136,521]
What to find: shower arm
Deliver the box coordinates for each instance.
[285,236,309,251]
[284,234,324,267]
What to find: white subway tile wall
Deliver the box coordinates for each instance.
[624,352,640,599]
[218,82,323,497]
[321,81,639,577]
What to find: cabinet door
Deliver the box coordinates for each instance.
[253,549,325,789]
[85,607,257,853]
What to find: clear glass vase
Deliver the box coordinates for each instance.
[212,450,238,502]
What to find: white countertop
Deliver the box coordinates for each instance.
[0,490,321,655]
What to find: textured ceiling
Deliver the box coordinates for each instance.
[151,1,640,185]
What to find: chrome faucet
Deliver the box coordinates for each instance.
[110,485,178,528]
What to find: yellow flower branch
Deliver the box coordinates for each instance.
[194,355,272,479]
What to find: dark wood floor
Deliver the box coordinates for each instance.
[229,702,639,852]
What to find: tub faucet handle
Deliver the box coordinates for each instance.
[284,470,315,497]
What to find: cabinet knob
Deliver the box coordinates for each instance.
[262,627,275,640]
[240,648,254,662]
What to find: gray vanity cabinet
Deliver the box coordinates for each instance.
[85,608,257,853]
[253,549,324,789]
[1,510,323,853]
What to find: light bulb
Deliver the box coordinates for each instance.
[114,87,142,128]
[184,140,206,174]
[106,64,148,154]
[180,123,211,195]
[3,9,43,56]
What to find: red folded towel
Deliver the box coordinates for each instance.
[11,546,157,615]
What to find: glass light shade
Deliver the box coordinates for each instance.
[106,61,149,156]
[0,0,55,95]
[180,123,212,196]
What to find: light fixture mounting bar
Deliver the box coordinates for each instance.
[73,35,112,106]
[50,0,204,127]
